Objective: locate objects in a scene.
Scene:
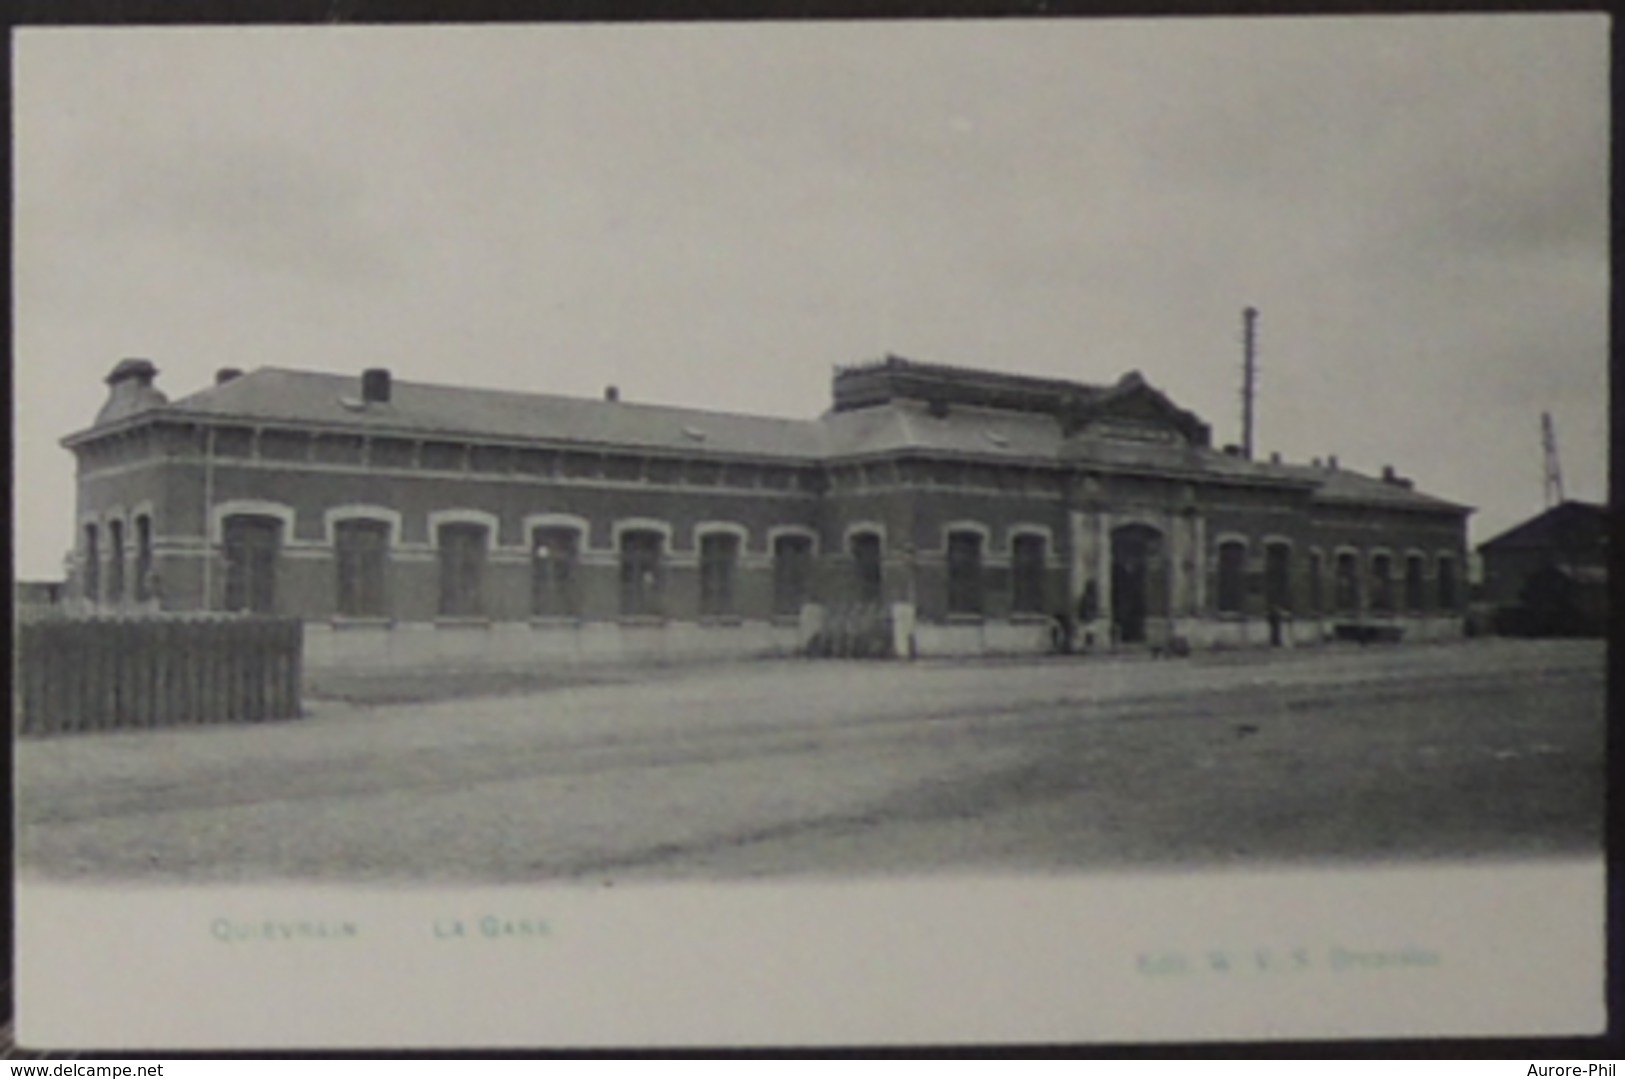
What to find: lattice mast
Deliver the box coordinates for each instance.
[1542,411,1565,507]
[1241,306,1259,460]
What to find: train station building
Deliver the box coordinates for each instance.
[63,354,1472,670]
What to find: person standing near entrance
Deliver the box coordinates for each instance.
[1078,580,1099,652]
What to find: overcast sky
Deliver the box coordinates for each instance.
[13,16,1608,579]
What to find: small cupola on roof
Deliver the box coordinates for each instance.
[95,358,169,426]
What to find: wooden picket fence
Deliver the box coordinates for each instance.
[16,615,303,736]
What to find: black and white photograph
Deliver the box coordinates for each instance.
[11,13,1608,1049]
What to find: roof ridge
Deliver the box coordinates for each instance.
[170,365,820,428]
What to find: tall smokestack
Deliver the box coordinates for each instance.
[1241,307,1259,461]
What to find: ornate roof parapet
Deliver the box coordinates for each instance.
[832,353,1109,417]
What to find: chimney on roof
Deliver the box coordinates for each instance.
[361,368,391,404]
[1327,455,1339,471]
[1222,443,1242,457]
[604,385,620,403]
[95,357,168,426]
[215,367,243,386]
[1382,464,1396,482]
[1311,457,1322,468]
[1269,451,1282,465]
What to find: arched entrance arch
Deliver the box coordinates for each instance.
[1111,522,1168,644]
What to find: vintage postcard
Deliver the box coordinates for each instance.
[11,14,1608,1050]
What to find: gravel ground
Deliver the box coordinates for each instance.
[15,637,1604,883]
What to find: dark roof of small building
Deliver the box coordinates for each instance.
[1477,500,1609,553]
[69,364,1469,513]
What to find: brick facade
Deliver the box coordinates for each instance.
[64,356,1472,670]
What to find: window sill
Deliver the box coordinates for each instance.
[1008,612,1052,624]
[529,616,584,629]
[771,614,803,626]
[697,616,744,627]
[330,617,394,630]
[434,617,492,629]
[944,613,985,624]
[618,616,667,627]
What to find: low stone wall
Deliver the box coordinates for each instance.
[910,617,1054,657]
[1180,615,1465,650]
[304,608,1468,672]
[304,618,806,674]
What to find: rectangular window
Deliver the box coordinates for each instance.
[947,531,984,615]
[107,519,126,604]
[223,515,281,614]
[83,523,100,604]
[773,534,813,616]
[850,532,883,605]
[699,532,740,617]
[134,516,153,602]
[1335,552,1360,614]
[336,519,390,618]
[437,523,488,618]
[1011,534,1046,614]
[531,527,582,617]
[1405,555,1426,612]
[620,529,664,617]
[1371,553,1394,614]
[1307,551,1324,614]
[1216,541,1246,614]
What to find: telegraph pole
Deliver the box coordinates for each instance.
[1542,411,1565,507]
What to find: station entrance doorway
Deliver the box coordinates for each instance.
[1111,523,1168,645]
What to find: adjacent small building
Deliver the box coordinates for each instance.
[62,354,1472,671]
[1478,500,1608,637]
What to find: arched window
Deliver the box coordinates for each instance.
[107,518,126,604]
[1264,541,1293,614]
[772,533,813,616]
[1405,554,1426,612]
[946,530,984,615]
[134,516,154,602]
[620,529,665,617]
[1335,551,1360,614]
[1011,533,1047,614]
[437,522,488,618]
[223,514,282,614]
[531,525,582,617]
[336,518,391,618]
[699,532,740,617]
[82,523,101,604]
[850,531,883,605]
[1216,540,1246,614]
[1437,555,1458,611]
[1370,553,1394,614]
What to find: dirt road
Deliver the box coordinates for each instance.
[16,638,1603,883]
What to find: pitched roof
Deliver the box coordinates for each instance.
[70,364,1470,513]
[155,368,830,461]
[1478,500,1609,552]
